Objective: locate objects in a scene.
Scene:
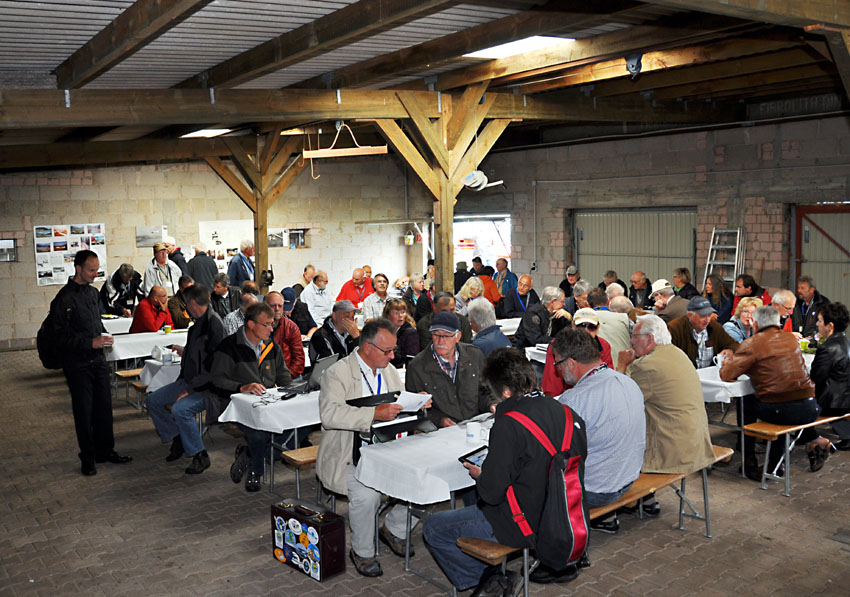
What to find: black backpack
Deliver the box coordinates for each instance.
[37,294,69,370]
[504,403,590,570]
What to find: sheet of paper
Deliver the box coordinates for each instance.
[373,413,419,428]
[394,391,431,412]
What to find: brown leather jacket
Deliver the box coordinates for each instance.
[720,325,814,403]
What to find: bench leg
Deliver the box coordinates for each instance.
[677,477,686,530]
[701,468,712,538]
[760,440,771,490]
[782,433,791,497]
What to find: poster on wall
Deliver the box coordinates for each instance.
[34,223,107,286]
[135,225,167,247]
[198,220,253,273]
[268,228,289,248]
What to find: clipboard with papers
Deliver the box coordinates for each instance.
[347,391,437,463]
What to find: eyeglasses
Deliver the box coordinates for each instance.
[254,320,274,328]
[575,323,598,332]
[553,357,569,368]
[367,341,396,356]
[431,332,457,341]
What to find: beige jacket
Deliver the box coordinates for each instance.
[595,309,632,369]
[316,349,403,495]
[629,344,715,474]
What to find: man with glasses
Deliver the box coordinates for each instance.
[310,300,359,362]
[512,286,570,349]
[541,309,613,396]
[211,302,292,492]
[587,287,631,370]
[628,271,653,310]
[406,312,495,428]
[772,289,800,336]
[336,267,374,309]
[316,319,431,577]
[668,296,739,369]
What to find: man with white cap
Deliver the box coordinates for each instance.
[163,235,189,274]
[668,296,739,369]
[651,279,688,323]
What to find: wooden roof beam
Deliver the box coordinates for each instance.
[54,0,214,89]
[175,0,456,89]
[640,1,850,29]
[809,26,850,101]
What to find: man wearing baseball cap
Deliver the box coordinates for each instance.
[651,279,688,323]
[406,311,495,428]
[668,296,739,369]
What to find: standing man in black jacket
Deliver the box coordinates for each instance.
[53,250,132,476]
[187,244,219,292]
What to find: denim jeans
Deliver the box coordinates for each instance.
[423,506,498,590]
[145,380,206,457]
[586,481,633,509]
[237,424,271,475]
[752,397,820,468]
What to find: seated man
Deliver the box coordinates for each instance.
[361,273,391,321]
[541,309,613,397]
[628,271,653,310]
[222,291,258,337]
[281,287,317,338]
[559,264,580,297]
[651,279,688,323]
[210,272,241,320]
[564,279,591,315]
[100,263,144,316]
[617,315,715,481]
[502,274,540,318]
[468,298,511,356]
[316,319,425,578]
[597,270,627,294]
[512,286,569,349]
[587,288,631,369]
[167,274,194,329]
[416,291,472,351]
[553,328,645,533]
[336,267,374,309]
[310,300,359,362]
[129,285,173,333]
[771,289,798,334]
[301,270,334,326]
[267,291,305,378]
[145,285,224,475]
[424,348,588,593]
[211,302,292,492]
[721,306,830,478]
[406,312,495,428]
[793,275,830,338]
[292,264,315,299]
[668,296,738,369]
[732,273,772,312]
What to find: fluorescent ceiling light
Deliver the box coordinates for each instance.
[464,36,573,60]
[180,128,232,138]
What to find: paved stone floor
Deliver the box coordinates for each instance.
[1,349,849,596]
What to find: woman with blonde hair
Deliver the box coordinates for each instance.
[723,296,763,343]
[383,298,419,367]
[454,276,484,317]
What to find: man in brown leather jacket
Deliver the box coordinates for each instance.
[720,306,825,477]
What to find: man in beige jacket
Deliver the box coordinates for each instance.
[316,318,428,578]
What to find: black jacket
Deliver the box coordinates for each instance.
[478,393,586,548]
[675,282,699,300]
[558,278,573,297]
[289,301,317,335]
[403,287,433,322]
[187,252,218,292]
[210,290,240,320]
[512,303,568,349]
[598,279,627,294]
[628,281,654,310]
[99,269,144,316]
[53,278,107,366]
[168,248,190,274]
[811,332,850,412]
[454,269,472,294]
[309,317,357,363]
[503,288,540,318]
[792,289,830,338]
[178,307,225,395]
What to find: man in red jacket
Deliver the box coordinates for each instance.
[130,286,173,333]
[266,291,305,378]
[336,267,374,309]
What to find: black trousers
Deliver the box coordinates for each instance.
[63,358,114,462]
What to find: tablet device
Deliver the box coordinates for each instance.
[458,446,488,467]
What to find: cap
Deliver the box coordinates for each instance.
[650,279,672,297]
[572,308,599,326]
[566,265,578,275]
[153,242,168,253]
[430,312,460,334]
[687,296,716,315]
[456,261,467,270]
[281,287,296,311]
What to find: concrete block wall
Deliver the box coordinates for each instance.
[0,157,431,348]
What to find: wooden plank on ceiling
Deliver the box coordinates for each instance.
[819,27,850,100]
[54,0,214,89]
[291,0,644,90]
[175,0,456,89]
[204,156,257,212]
[640,0,850,29]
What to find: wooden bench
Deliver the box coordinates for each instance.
[115,368,144,412]
[281,445,320,500]
[129,381,148,415]
[456,445,733,597]
[743,413,850,497]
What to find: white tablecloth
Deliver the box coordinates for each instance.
[496,318,520,337]
[106,329,189,361]
[355,414,494,505]
[218,390,320,433]
[698,366,753,403]
[102,317,132,335]
[525,345,547,364]
[139,359,181,393]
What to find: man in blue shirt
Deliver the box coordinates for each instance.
[226,239,254,288]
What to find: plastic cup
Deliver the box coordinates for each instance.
[799,339,809,351]
[163,325,172,334]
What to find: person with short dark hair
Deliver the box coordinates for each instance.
[362,273,390,320]
[424,348,588,593]
[210,272,240,319]
[733,273,772,312]
[53,250,132,476]
[470,256,484,276]
[811,302,850,450]
[793,275,830,338]
[99,263,144,316]
[211,302,292,492]
[146,284,224,475]
[167,274,195,329]
[477,265,502,305]
[292,264,315,299]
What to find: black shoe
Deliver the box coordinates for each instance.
[349,549,382,577]
[835,439,850,451]
[590,515,619,534]
[620,500,661,518]
[471,568,507,597]
[740,455,762,482]
[244,471,261,492]
[81,460,97,476]
[165,436,184,462]
[230,445,249,484]
[96,451,132,464]
[378,523,413,558]
[185,450,210,475]
[530,564,578,584]
[808,447,826,472]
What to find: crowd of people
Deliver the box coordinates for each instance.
[52,242,849,594]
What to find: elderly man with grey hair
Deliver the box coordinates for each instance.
[565,279,592,315]
[310,300,359,362]
[227,239,255,288]
[223,291,259,336]
[468,298,511,356]
[771,289,800,336]
[617,315,715,491]
[100,263,144,317]
[512,286,570,349]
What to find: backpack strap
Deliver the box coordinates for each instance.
[505,485,533,537]
[504,411,556,456]
[560,404,574,451]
